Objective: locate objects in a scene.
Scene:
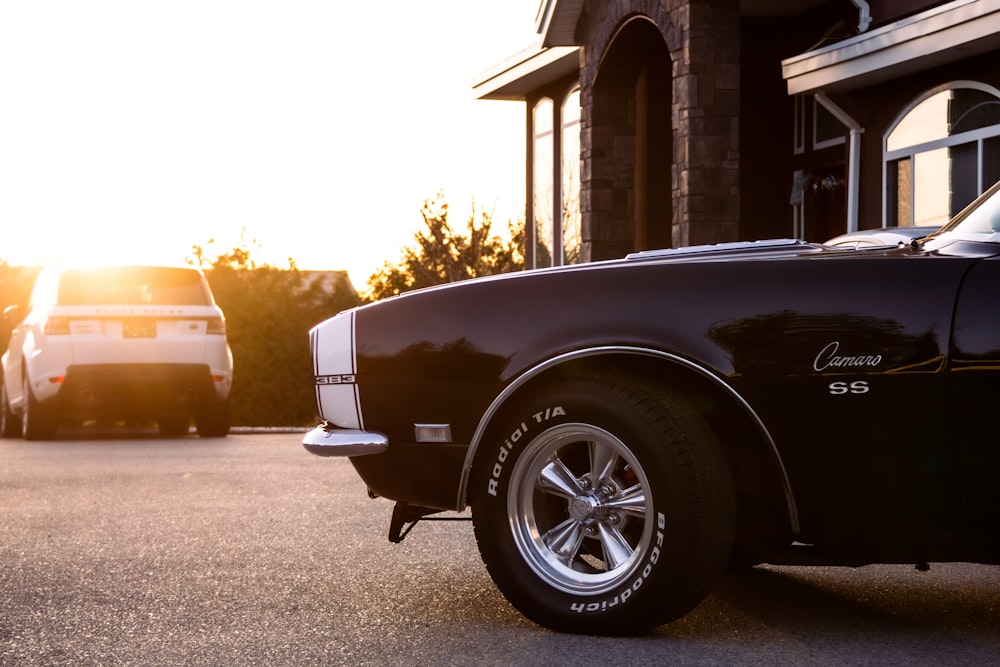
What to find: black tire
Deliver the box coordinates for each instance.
[22,376,56,441]
[195,397,231,437]
[471,375,735,635]
[1,381,22,438]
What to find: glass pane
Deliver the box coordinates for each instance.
[533,98,553,137]
[533,99,554,269]
[949,141,978,216]
[814,97,846,146]
[985,135,1000,190]
[58,267,208,306]
[913,148,951,227]
[887,91,950,152]
[888,158,912,227]
[561,91,581,265]
[949,89,1000,134]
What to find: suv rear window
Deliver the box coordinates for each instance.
[56,267,211,306]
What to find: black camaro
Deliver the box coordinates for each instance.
[303,181,1000,635]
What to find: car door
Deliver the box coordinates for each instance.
[709,250,970,546]
[950,254,1000,516]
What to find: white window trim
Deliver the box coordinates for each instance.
[793,96,806,155]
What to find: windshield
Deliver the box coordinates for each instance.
[56,266,211,306]
[939,180,1000,240]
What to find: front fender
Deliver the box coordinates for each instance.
[456,345,800,536]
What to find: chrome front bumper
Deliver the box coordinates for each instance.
[302,423,388,457]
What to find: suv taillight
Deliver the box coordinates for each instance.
[206,317,226,335]
[43,317,71,335]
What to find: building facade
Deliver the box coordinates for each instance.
[474,0,1000,269]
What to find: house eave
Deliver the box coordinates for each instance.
[472,41,580,101]
[537,0,585,47]
[782,0,1000,95]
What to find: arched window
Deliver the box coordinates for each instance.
[561,89,582,265]
[532,98,554,268]
[885,82,1000,227]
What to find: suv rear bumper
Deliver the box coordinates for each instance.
[50,364,227,418]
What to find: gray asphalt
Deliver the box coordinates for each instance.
[1,431,998,666]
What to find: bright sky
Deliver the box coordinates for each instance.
[0,1,540,288]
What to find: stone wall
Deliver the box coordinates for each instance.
[576,0,740,258]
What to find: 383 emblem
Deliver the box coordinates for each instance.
[315,374,356,385]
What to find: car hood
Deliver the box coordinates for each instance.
[387,239,827,301]
[361,234,1000,312]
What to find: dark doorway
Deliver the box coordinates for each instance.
[590,18,673,260]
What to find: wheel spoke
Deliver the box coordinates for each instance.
[542,517,587,565]
[601,484,647,518]
[596,521,635,570]
[537,456,584,499]
[589,441,618,486]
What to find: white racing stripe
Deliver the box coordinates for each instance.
[310,309,363,429]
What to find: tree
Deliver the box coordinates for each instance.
[366,193,524,300]
[190,233,362,426]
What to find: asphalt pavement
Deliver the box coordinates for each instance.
[1,431,998,666]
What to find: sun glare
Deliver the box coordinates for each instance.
[0,1,537,288]
[7,223,199,271]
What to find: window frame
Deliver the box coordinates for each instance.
[528,86,582,270]
[883,81,1000,228]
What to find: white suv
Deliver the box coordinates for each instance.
[1,265,233,440]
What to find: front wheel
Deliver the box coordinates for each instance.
[471,375,735,635]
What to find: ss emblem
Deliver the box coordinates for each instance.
[829,380,869,395]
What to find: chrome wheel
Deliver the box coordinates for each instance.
[508,423,652,595]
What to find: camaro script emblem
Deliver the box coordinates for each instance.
[813,341,882,372]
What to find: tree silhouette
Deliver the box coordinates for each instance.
[365,193,524,300]
[190,232,362,426]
